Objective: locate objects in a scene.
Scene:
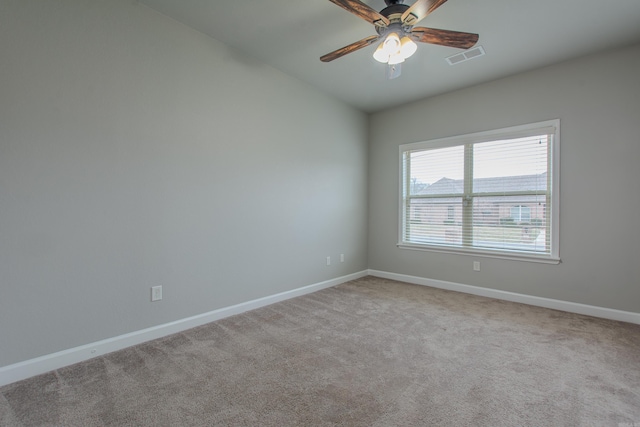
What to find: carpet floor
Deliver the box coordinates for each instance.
[1,276,639,426]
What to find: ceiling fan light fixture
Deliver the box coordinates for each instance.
[373,42,390,63]
[388,53,405,65]
[382,32,401,55]
[374,32,406,63]
[400,36,417,59]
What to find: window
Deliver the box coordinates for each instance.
[510,205,531,223]
[447,206,455,220]
[399,120,560,263]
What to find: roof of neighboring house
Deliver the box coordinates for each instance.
[418,172,548,195]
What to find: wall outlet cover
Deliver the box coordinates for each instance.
[151,285,163,301]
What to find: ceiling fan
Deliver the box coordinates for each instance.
[321,0,478,78]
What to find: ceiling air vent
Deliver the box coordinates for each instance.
[446,46,485,65]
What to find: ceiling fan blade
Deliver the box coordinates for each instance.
[411,27,479,49]
[320,35,381,62]
[402,0,448,26]
[328,0,390,27]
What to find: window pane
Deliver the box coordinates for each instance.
[409,146,464,195]
[472,196,548,253]
[473,136,548,193]
[406,198,462,246]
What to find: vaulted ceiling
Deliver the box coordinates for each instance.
[140,0,640,113]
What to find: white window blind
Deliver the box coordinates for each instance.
[399,120,560,263]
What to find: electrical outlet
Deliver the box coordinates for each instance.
[473,261,480,272]
[151,285,162,301]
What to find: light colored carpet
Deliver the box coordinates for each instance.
[1,276,639,426]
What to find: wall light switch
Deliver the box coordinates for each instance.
[473,261,480,272]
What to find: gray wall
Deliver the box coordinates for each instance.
[0,0,368,367]
[369,43,640,313]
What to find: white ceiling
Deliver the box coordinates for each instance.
[139,0,640,113]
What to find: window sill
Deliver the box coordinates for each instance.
[397,243,561,264]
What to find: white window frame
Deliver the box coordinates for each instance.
[398,120,560,264]
[511,205,531,223]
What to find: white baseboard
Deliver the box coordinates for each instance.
[4,269,636,387]
[368,269,640,325]
[0,270,368,387]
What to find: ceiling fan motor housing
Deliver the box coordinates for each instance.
[380,3,409,19]
[376,3,412,38]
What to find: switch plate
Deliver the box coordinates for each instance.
[151,285,163,301]
[326,256,331,266]
[473,261,480,272]
[340,254,345,263]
